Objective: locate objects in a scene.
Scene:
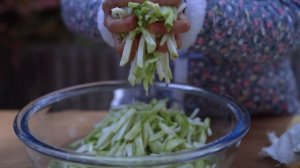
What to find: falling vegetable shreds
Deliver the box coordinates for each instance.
[112,1,186,92]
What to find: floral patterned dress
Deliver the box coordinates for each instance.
[60,0,300,115]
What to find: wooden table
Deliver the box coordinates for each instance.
[1,110,300,168]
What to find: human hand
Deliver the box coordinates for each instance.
[102,0,190,58]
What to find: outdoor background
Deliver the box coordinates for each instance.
[0,0,128,109]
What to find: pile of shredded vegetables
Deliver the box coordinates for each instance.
[48,99,215,168]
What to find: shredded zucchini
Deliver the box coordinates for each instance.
[48,99,216,168]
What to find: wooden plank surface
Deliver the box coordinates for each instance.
[0,111,32,168]
[1,110,300,168]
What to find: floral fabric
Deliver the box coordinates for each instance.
[61,0,300,115]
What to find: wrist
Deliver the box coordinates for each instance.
[97,1,115,48]
[179,0,207,51]
[97,0,208,50]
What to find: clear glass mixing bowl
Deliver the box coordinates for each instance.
[14,81,250,168]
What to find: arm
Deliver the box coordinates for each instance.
[60,0,202,51]
[60,0,199,53]
[187,0,300,62]
[60,0,102,41]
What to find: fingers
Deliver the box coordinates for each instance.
[148,21,167,34]
[156,44,168,52]
[106,12,191,34]
[103,0,180,13]
[175,34,182,49]
[103,0,140,33]
[148,13,190,34]
[105,15,137,33]
[103,0,187,35]
[113,35,124,56]
[115,34,181,58]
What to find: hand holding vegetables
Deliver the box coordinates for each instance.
[102,0,191,91]
[103,0,190,54]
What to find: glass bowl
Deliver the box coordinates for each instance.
[14,81,250,168]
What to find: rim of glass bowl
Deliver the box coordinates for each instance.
[14,80,250,167]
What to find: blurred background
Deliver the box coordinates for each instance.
[0,0,127,109]
[0,0,299,109]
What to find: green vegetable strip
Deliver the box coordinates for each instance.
[165,138,185,152]
[159,52,173,83]
[128,2,139,8]
[164,7,176,29]
[124,120,141,140]
[177,3,187,14]
[160,34,168,46]
[149,131,165,142]
[159,122,176,136]
[136,36,145,68]
[142,29,156,54]
[95,126,114,149]
[128,58,138,85]
[119,35,134,66]
[167,34,178,59]
[190,108,200,119]
[111,108,135,133]
[125,143,134,157]
[156,59,165,80]
[112,118,132,142]
[134,133,145,156]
